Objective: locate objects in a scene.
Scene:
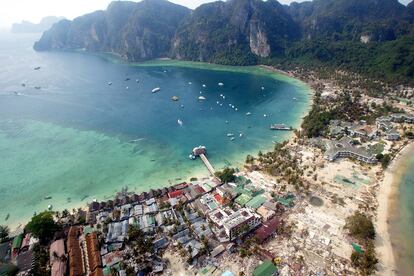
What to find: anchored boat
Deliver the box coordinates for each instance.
[270,124,292,131]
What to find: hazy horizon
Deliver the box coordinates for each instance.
[1,0,412,29]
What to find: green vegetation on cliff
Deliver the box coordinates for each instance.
[34,0,414,83]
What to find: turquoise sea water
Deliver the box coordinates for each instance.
[392,153,414,274]
[0,33,310,227]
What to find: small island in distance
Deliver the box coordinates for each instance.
[11,16,65,34]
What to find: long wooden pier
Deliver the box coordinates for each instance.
[199,153,216,175]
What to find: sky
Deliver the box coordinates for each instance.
[0,0,411,28]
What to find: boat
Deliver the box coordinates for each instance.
[129,138,144,143]
[261,86,265,90]
[136,79,139,83]
[293,97,297,100]
[239,133,243,137]
[202,84,206,88]
[171,96,179,101]
[270,124,292,131]
[246,112,251,116]
[189,154,196,160]
[5,213,9,221]
[21,83,26,87]
[108,82,113,86]
[216,101,220,104]
[235,108,238,111]
[227,133,234,137]
[222,96,226,99]
[124,78,130,81]
[35,86,41,90]
[218,82,224,86]
[220,104,223,106]
[14,92,22,96]
[180,104,185,108]
[34,66,41,70]
[188,82,192,85]
[198,96,206,100]
[230,137,235,141]
[48,204,53,210]
[263,114,267,117]
[178,119,183,126]
[126,86,129,90]
[44,196,52,200]
[225,120,229,124]
[152,87,161,93]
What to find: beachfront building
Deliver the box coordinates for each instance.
[376,113,414,132]
[390,113,414,123]
[222,208,261,241]
[106,221,129,243]
[376,116,393,131]
[349,124,378,140]
[207,208,261,240]
[324,137,377,164]
[67,227,84,276]
[83,232,103,276]
[328,120,353,137]
[386,128,401,141]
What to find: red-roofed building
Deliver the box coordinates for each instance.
[168,190,184,199]
[194,185,206,195]
[254,217,281,244]
[173,182,188,190]
[214,194,224,205]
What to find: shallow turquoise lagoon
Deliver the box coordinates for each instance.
[0,33,310,226]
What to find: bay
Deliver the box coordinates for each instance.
[0,33,310,226]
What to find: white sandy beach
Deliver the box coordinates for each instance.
[376,142,414,275]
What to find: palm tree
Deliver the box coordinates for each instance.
[0,225,9,242]
[62,209,69,218]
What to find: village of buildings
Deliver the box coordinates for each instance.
[1,69,414,276]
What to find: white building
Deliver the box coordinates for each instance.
[222,208,261,241]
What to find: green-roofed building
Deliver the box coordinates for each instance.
[246,195,266,209]
[234,186,264,198]
[84,226,96,235]
[198,265,216,275]
[276,194,295,207]
[235,194,252,207]
[352,243,364,253]
[12,234,23,251]
[276,197,294,207]
[235,176,252,186]
[253,260,277,276]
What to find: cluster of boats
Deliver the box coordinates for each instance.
[226,132,243,141]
